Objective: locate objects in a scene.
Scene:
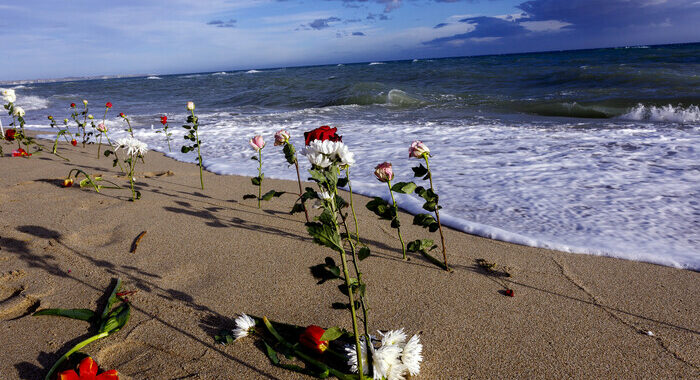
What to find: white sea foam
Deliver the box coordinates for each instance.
[15,95,50,111]
[246,70,262,74]
[146,76,162,80]
[369,62,385,65]
[212,72,228,76]
[621,104,700,123]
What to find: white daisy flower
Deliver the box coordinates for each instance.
[345,338,370,375]
[2,89,16,103]
[318,191,334,201]
[115,136,148,157]
[307,151,333,168]
[373,343,404,380]
[335,143,355,167]
[232,313,256,340]
[380,329,407,347]
[401,334,423,376]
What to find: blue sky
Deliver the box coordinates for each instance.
[1,0,698,80]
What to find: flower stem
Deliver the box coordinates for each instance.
[104,133,125,173]
[387,180,406,260]
[44,331,109,380]
[257,149,262,208]
[346,167,360,245]
[192,110,204,190]
[424,155,448,270]
[294,158,310,222]
[129,159,136,201]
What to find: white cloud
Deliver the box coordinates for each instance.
[520,20,573,32]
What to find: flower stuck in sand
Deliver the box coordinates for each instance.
[57,357,119,380]
[12,106,25,117]
[186,101,195,111]
[274,129,290,146]
[304,125,342,145]
[2,88,16,103]
[299,325,329,355]
[12,148,31,157]
[408,140,430,159]
[70,102,76,108]
[97,123,107,132]
[233,314,256,340]
[71,139,78,146]
[160,115,167,125]
[249,135,265,152]
[303,139,355,169]
[374,162,394,183]
[115,136,148,157]
[105,102,112,108]
[5,128,16,141]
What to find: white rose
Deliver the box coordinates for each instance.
[13,106,25,117]
[2,89,16,103]
[186,101,195,111]
[335,143,355,167]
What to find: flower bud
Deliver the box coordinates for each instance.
[63,118,69,123]
[71,139,77,146]
[160,116,167,125]
[88,114,94,119]
[299,325,328,355]
[48,115,54,120]
[97,123,107,132]
[70,103,76,108]
[408,140,430,158]
[274,129,290,146]
[82,99,88,105]
[186,101,195,111]
[249,135,265,152]
[374,162,394,182]
[119,112,126,118]
[105,102,112,108]
[62,178,74,187]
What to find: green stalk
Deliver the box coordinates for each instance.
[424,155,448,270]
[327,188,365,380]
[103,132,125,173]
[81,105,88,147]
[387,180,407,260]
[294,157,310,223]
[129,158,137,201]
[97,108,108,158]
[44,331,109,380]
[191,110,204,190]
[257,149,262,208]
[346,167,360,245]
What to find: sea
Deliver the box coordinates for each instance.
[3,42,699,270]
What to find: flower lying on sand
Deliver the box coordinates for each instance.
[62,178,74,188]
[57,357,119,380]
[233,313,256,340]
[115,136,148,157]
[299,325,329,355]
[346,329,423,380]
[12,148,31,157]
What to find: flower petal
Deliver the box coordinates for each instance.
[57,370,80,380]
[79,357,98,377]
[95,370,120,380]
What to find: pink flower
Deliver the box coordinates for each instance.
[249,135,265,152]
[274,130,290,146]
[97,123,107,132]
[374,162,394,182]
[409,140,430,158]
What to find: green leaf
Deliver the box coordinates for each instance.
[33,308,96,322]
[308,170,325,183]
[366,197,393,220]
[335,194,348,210]
[261,190,285,201]
[79,178,91,188]
[390,217,401,229]
[318,209,335,226]
[243,194,257,200]
[306,222,343,253]
[413,213,436,228]
[283,143,296,165]
[290,202,306,214]
[391,181,417,194]
[103,150,113,157]
[100,303,130,334]
[251,156,259,161]
[412,163,429,178]
[358,247,370,261]
[181,146,190,153]
[319,327,344,342]
[336,177,349,188]
[264,341,280,364]
[101,278,122,320]
[251,176,261,186]
[407,239,435,252]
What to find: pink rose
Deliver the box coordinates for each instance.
[249,135,265,151]
[374,162,394,182]
[97,123,107,132]
[409,140,430,158]
[274,130,290,146]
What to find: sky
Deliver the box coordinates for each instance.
[1,0,698,81]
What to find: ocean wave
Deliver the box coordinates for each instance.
[369,62,385,65]
[620,104,700,123]
[246,70,262,74]
[16,95,50,111]
[212,72,228,76]
[146,76,162,80]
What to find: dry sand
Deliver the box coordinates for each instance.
[0,136,698,379]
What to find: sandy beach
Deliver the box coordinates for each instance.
[1,136,698,379]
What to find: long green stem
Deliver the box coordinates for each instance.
[424,156,448,270]
[82,106,88,147]
[387,180,407,260]
[192,110,204,190]
[294,159,310,223]
[129,159,137,201]
[97,108,108,158]
[104,132,125,173]
[346,167,360,245]
[44,331,109,380]
[258,150,263,208]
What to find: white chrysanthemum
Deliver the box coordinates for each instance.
[345,339,370,375]
[373,343,404,380]
[307,151,332,168]
[115,136,148,157]
[401,334,423,376]
[2,89,16,103]
[335,143,355,167]
[318,191,334,201]
[13,106,25,117]
[380,329,407,347]
[232,314,256,340]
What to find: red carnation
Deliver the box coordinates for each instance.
[12,148,30,157]
[160,116,167,125]
[71,139,77,146]
[106,102,112,108]
[70,103,76,108]
[303,125,342,146]
[4,128,16,141]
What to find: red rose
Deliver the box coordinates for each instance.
[71,139,77,146]
[119,113,126,118]
[160,116,167,125]
[4,128,16,141]
[304,126,342,146]
[106,102,112,108]
[70,103,76,108]
[299,325,329,355]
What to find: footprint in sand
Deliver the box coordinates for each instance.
[0,269,54,321]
